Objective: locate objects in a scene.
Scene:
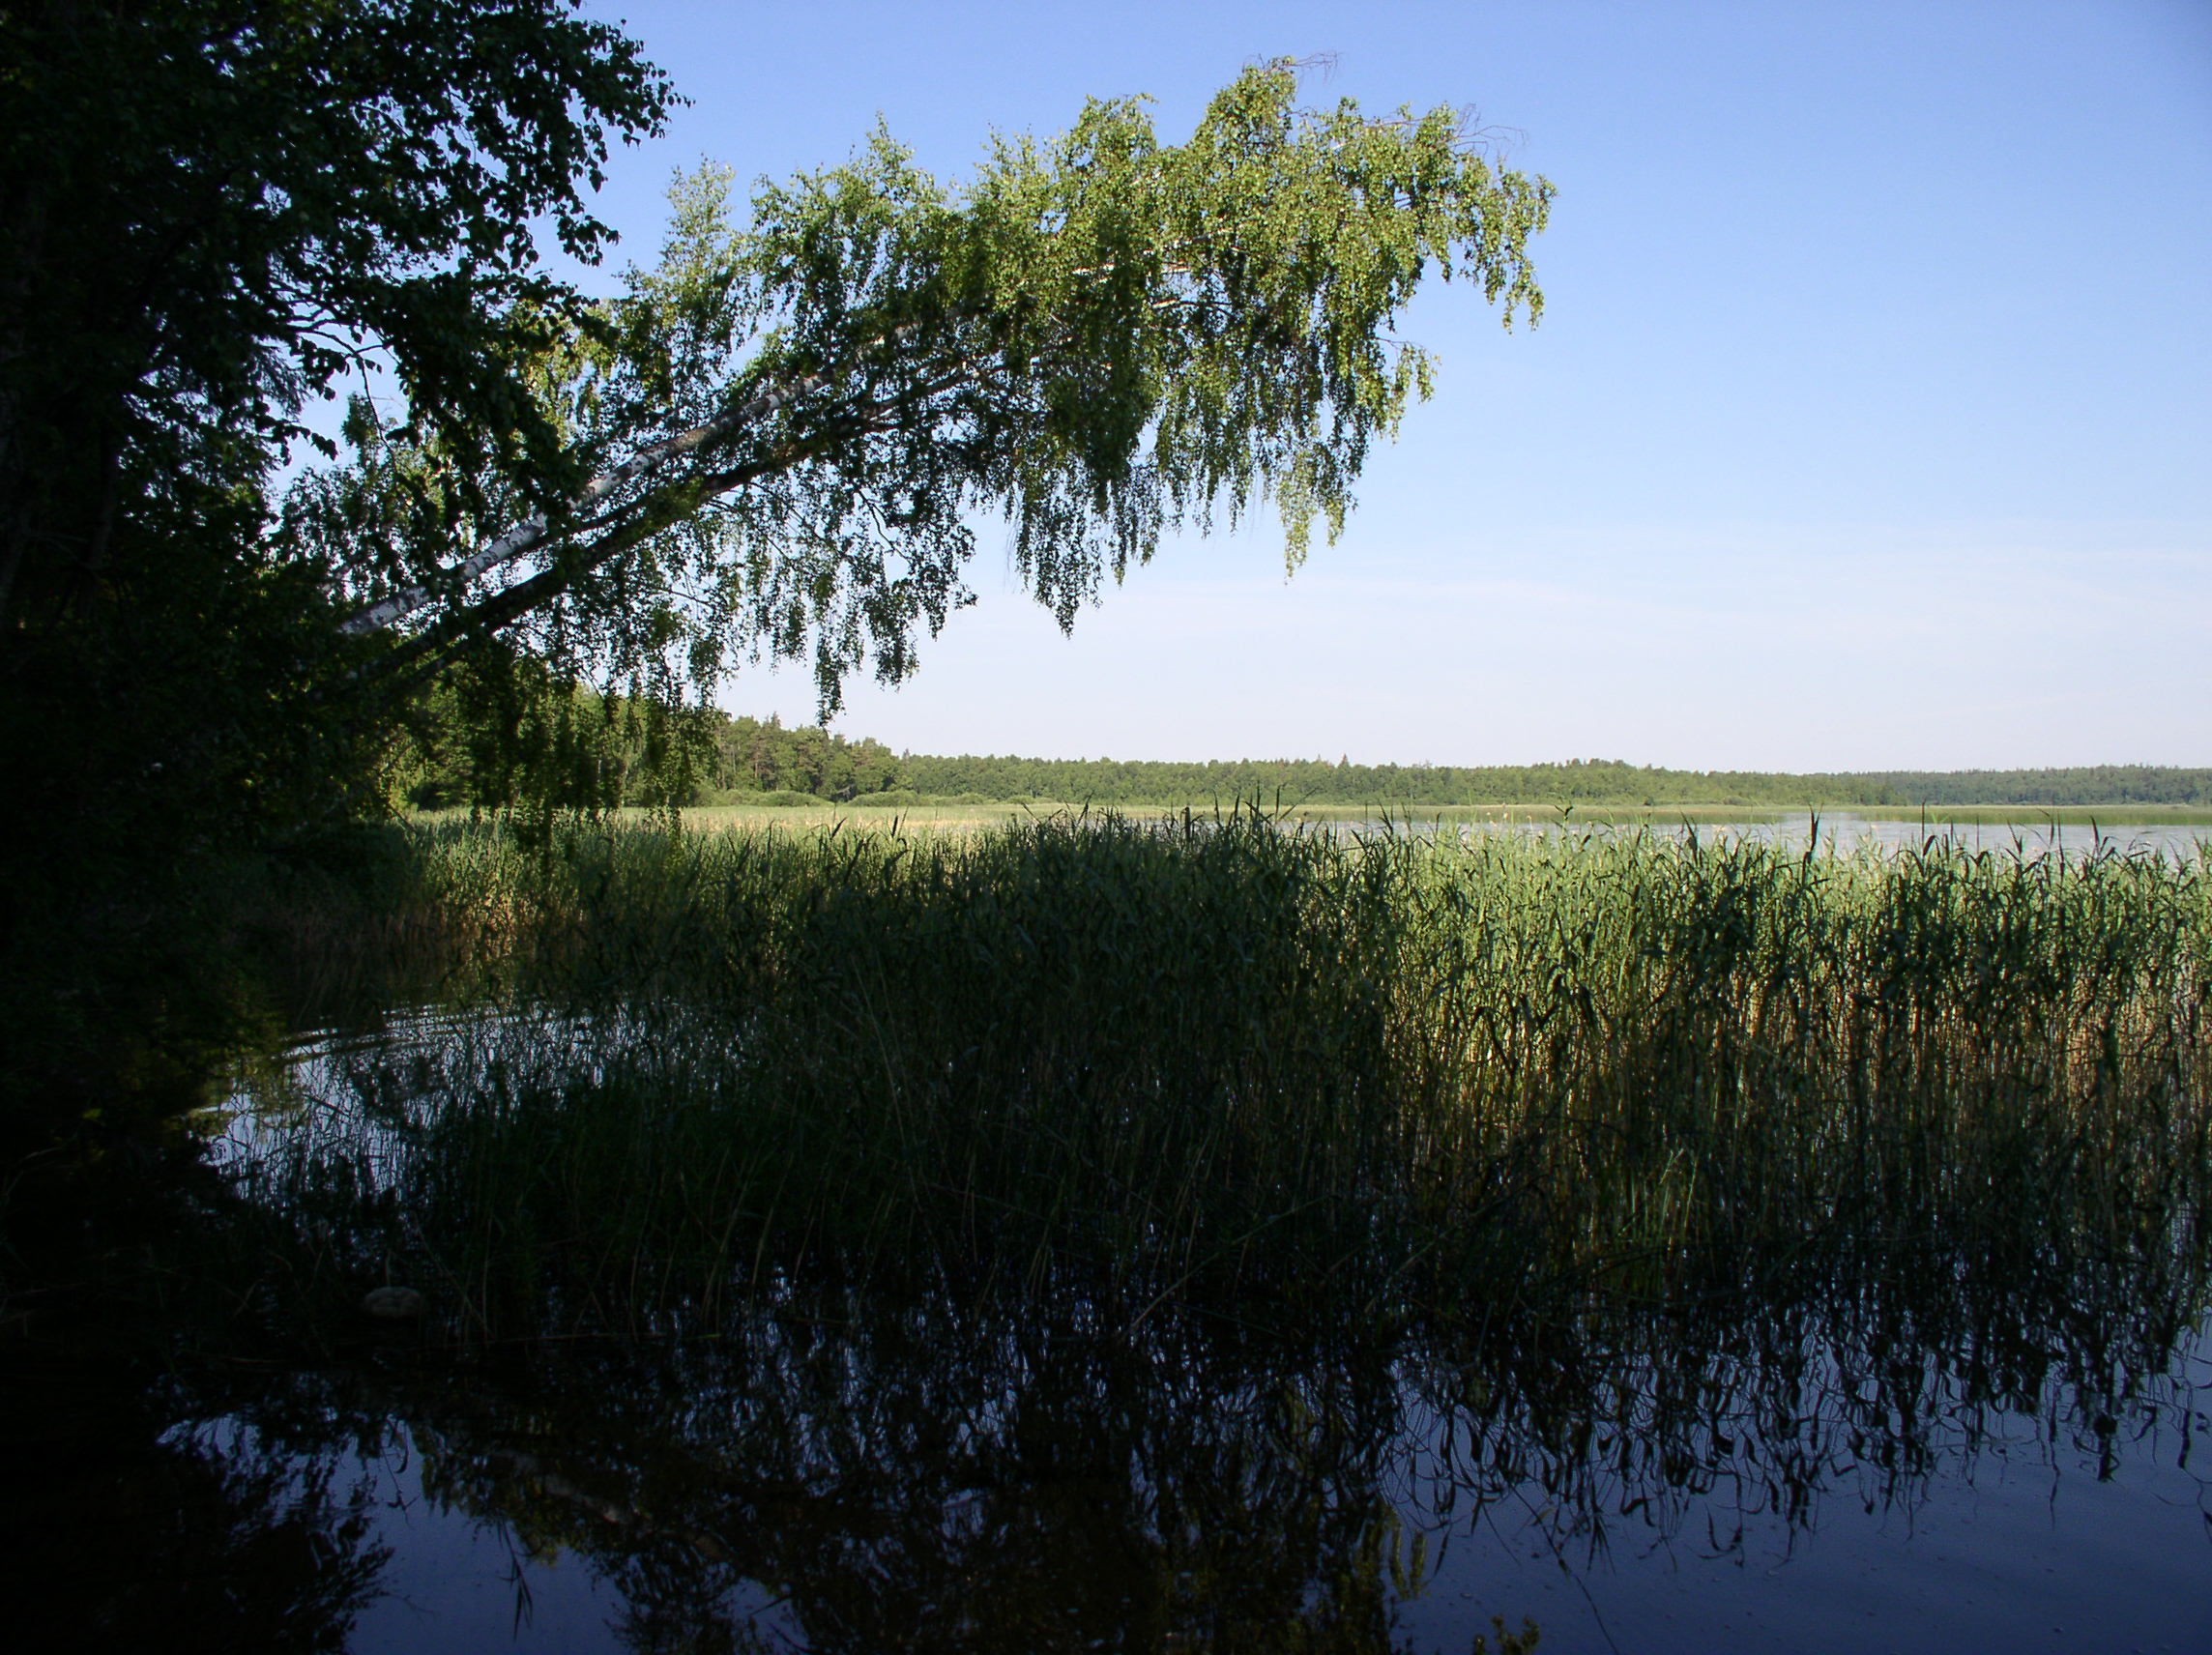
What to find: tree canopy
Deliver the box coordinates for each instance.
[299,61,1553,720]
[0,0,676,870]
[0,0,673,630]
[1,7,1552,865]
[0,0,672,1094]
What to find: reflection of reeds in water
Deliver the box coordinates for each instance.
[174,813,2212,1648]
[156,1268,2205,1653]
[221,812,2212,1350]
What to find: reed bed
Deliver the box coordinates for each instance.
[221,812,2212,1343]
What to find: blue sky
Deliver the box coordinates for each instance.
[573,0,2209,769]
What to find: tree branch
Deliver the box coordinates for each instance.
[336,324,934,637]
[345,416,888,696]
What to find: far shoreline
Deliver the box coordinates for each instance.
[425,799,2212,830]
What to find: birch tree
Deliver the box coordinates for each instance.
[297,63,1553,718]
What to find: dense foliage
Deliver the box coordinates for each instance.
[0,0,673,1117]
[895,752,2212,807]
[395,691,903,808]
[0,0,674,832]
[0,8,1554,1115]
[707,715,902,799]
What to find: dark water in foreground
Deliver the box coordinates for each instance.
[146,1014,2211,1651]
[93,1298,2212,1655]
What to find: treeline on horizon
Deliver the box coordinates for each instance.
[398,699,2211,811]
[896,754,2212,809]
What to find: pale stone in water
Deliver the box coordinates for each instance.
[362,1286,427,1321]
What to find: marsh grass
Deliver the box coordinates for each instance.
[218,811,2212,1346]
[1855,803,2212,828]
[675,799,1791,828]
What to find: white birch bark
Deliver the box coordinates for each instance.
[336,369,833,636]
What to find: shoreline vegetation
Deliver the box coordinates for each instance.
[398,701,2212,822]
[17,807,2209,1649]
[659,798,2212,828]
[213,808,2209,1348]
[887,755,2212,812]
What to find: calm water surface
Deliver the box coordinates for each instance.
[148,1308,2212,1654]
[146,836,2212,1653]
[1716,811,2208,864]
[1388,811,2211,864]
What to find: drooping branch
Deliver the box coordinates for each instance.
[336,370,833,636]
[310,61,1553,719]
[348,417,893,698]
[336,317,941,639]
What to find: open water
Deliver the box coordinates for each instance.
[1392,810,2211,865]
[155,985,2212,1654]
[134,1320,2212,1655]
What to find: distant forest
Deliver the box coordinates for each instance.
[402,703,2211,810]
[897,754,2212,808]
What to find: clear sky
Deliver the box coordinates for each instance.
[572,0,2209,770]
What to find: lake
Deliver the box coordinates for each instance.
[25,811,2209,1653]
[1677,811,2209,864]
[172,1003,2211,1649]
[105,1262,2212,1654]
[1378,809,2211,865]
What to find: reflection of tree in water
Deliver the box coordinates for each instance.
[38,1214,2194,1650]
[2,1372,388,1655]
[172,924,2212,1653]
[405,1303,1423,1653]
[229,1226,2204,1654]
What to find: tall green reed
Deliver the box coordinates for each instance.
[221,813,2212,1342]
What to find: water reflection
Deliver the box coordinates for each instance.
[5,1378,388,1654]
[102,1252,2211,1654]
[123,812,2212,1648]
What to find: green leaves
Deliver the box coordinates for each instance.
[320,60,1553,723]
[2,1,674,589]
[6,43,1548,851]
[0,2,679,1044]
